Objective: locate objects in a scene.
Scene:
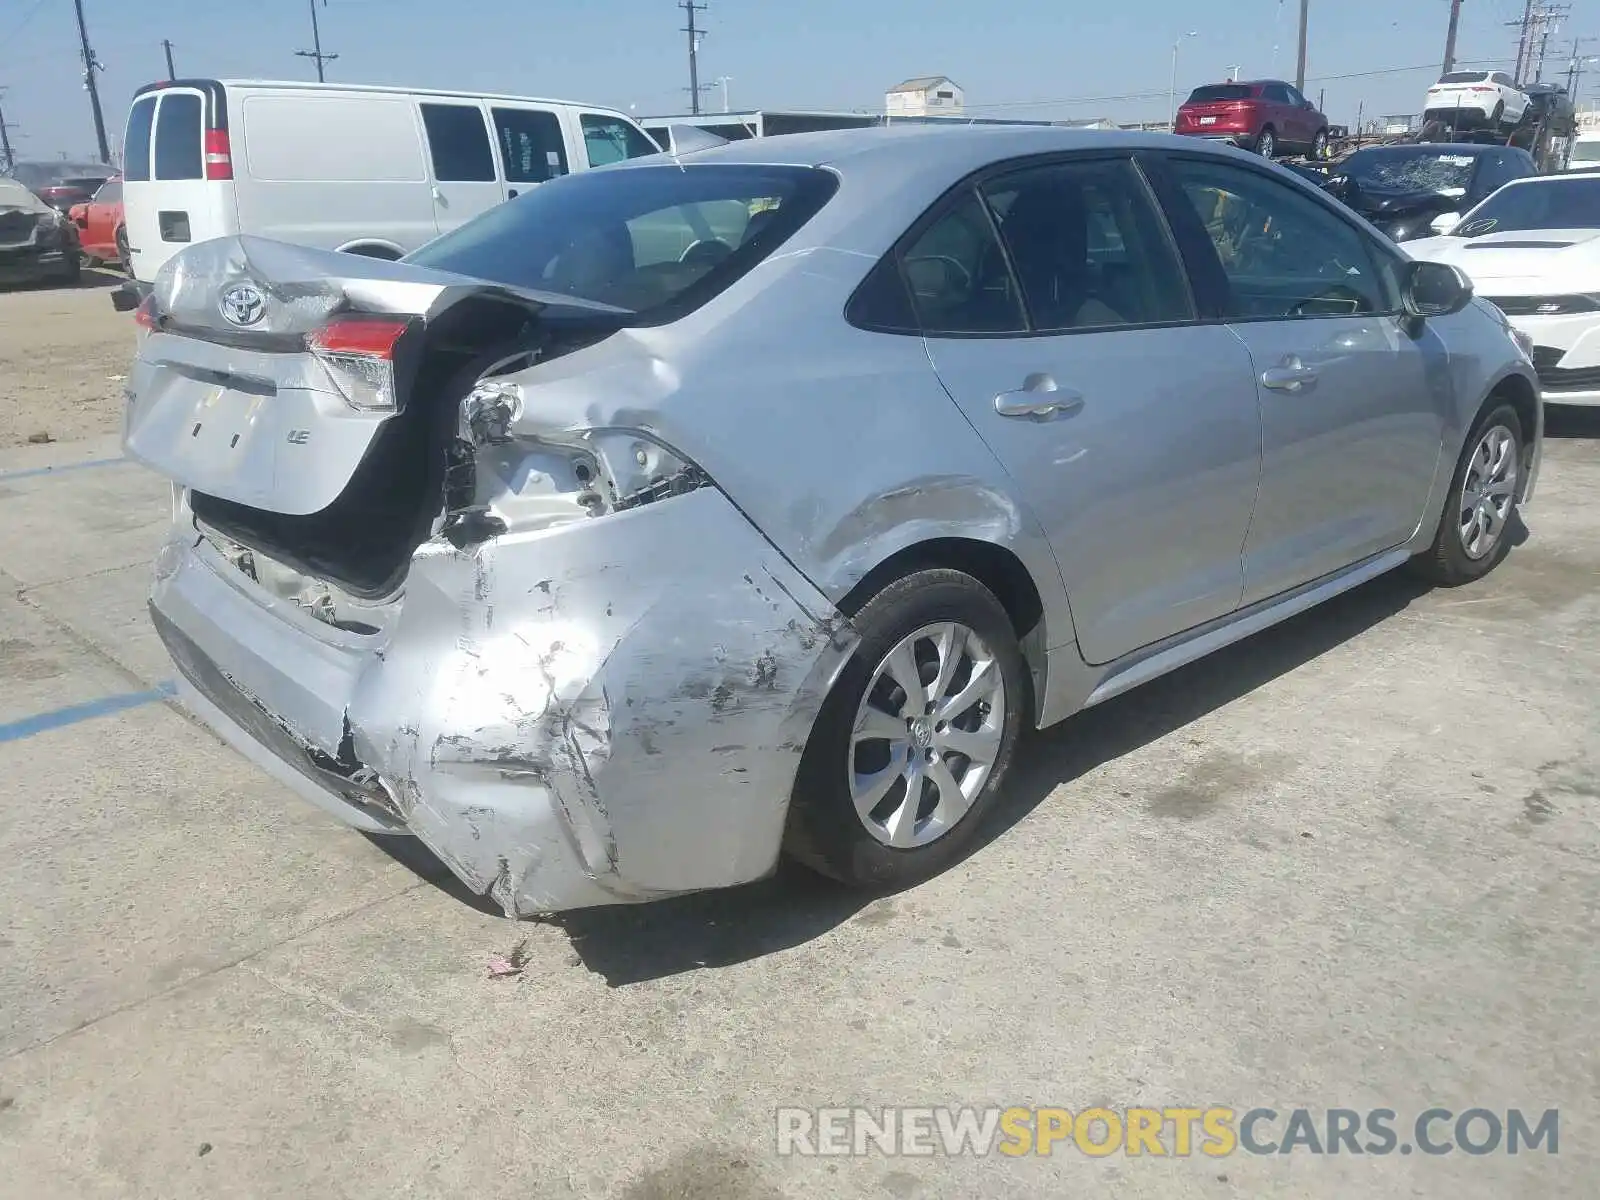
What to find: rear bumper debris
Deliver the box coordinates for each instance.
[111,278,151,312]
[149,487,858,915]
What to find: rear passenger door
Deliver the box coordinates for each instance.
[490,105,569,197]
[418,101,501,232]
[908,154,1263,664]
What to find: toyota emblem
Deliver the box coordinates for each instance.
[219,282,266,328]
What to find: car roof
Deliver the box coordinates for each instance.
[625,123,1248,176]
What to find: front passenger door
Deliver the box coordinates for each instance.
[490,106,569,198]
[1157,155,1450,606]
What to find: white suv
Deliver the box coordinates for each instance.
[1426,71,1528,132]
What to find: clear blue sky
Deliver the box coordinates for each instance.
[0,0,1580,162]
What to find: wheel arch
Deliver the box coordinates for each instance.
[835,535,1054,723]
[335,239,406,260]
[1479,369,1540,495]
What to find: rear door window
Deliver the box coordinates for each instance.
[490,107,568,183]
[982,158,1192,331]
[123,97,156,182]
[153,92,203,181]
[420,103,496,182]
[581,114,662,166]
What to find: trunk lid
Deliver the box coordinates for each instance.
[124,234,628,528]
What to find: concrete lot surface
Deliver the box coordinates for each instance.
[0,284,1596,1198]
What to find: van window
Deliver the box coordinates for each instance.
[581,114,660,166]
[154,92,203,181]
[420,103,496,182]
[124,97,156,182]
[490,108,567,183]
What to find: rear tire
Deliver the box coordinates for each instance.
[1256,127,1277,159]
[115,226,129,272]
[1311,129,1330,160]
[1408,403,1524,586]
[1491,100,1506,130]
[783,569,1027,890]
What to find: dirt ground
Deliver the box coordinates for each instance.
[0,271,137,449]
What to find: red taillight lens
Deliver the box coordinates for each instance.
[308,317,410,358]
[308,317,411,412]
[204,128,233,180]
[134,296,159,332]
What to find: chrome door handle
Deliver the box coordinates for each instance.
[1261,357,1318,392]
[431,185,445,203]
[994,374,1084,419]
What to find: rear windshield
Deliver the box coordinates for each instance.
[406,163,839,323]
[1187,85,1254,103]
[1459,178,1600,234]
[1438,72,1490,84]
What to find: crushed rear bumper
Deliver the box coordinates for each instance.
[149,488,857,915]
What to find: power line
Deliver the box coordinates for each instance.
[295,0,338,83]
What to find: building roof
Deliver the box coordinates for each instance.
[887,76,957,94]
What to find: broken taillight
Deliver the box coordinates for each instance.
[134,295,159,332]
[308,316,411,413]
[204,128,233,180]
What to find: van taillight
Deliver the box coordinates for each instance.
[308,317,411,413]
[204,129,233,180]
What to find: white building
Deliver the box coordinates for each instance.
[885,76,965,118]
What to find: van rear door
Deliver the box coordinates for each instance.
[122,82,237,283]
[417,101,503,235]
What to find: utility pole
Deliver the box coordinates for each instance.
[1513,0,1536,83]
[0,101,17,173]
[295,0,338,83]
[1534,6,1570,83]
[680,0,707,116]
[1442,0,1464,76]
[71,0,111,164]
[1295,0,1310,92]
[162,39,176,80]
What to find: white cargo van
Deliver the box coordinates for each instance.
[119,79,660,285]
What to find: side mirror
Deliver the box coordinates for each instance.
[1403,260,1474,318]
[1430,211,1460,235]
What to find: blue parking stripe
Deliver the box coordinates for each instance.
[0,455,129,483]
[0,682,177,745]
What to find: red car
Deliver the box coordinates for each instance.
[67,177,125,268]
[1174,80,1330,161]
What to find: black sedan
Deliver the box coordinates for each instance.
[0,176,83,287]
[1324,143,1536,241]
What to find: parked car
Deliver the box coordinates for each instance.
[1174,80,1330,160]
[6,159,116,212]
[1565,131,1600,170]
[1424,71,1528,132]
[1325,143,1536,240]
[67,176,125,267]
[124,128,1541,914]
[1408,172,1600,406]
[1523,82,1576,134]
[0,176,83,287]
[117,79,661,294]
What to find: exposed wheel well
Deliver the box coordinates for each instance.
[1485,374,1538,444]
[838,538,1045,644]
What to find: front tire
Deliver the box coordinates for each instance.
[783,569,1027,890]
[1409,403,1524,585]
[1255,127,1277,158]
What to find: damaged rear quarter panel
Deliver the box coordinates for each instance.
[344,487,857,909]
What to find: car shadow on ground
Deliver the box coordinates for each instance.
[522,568,1439,987]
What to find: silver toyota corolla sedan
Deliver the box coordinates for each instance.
[123,127,1542,914]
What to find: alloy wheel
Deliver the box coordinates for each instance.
[848,622,1007,849]
[1258,129,1276,158]
[1458,424,1519,560]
